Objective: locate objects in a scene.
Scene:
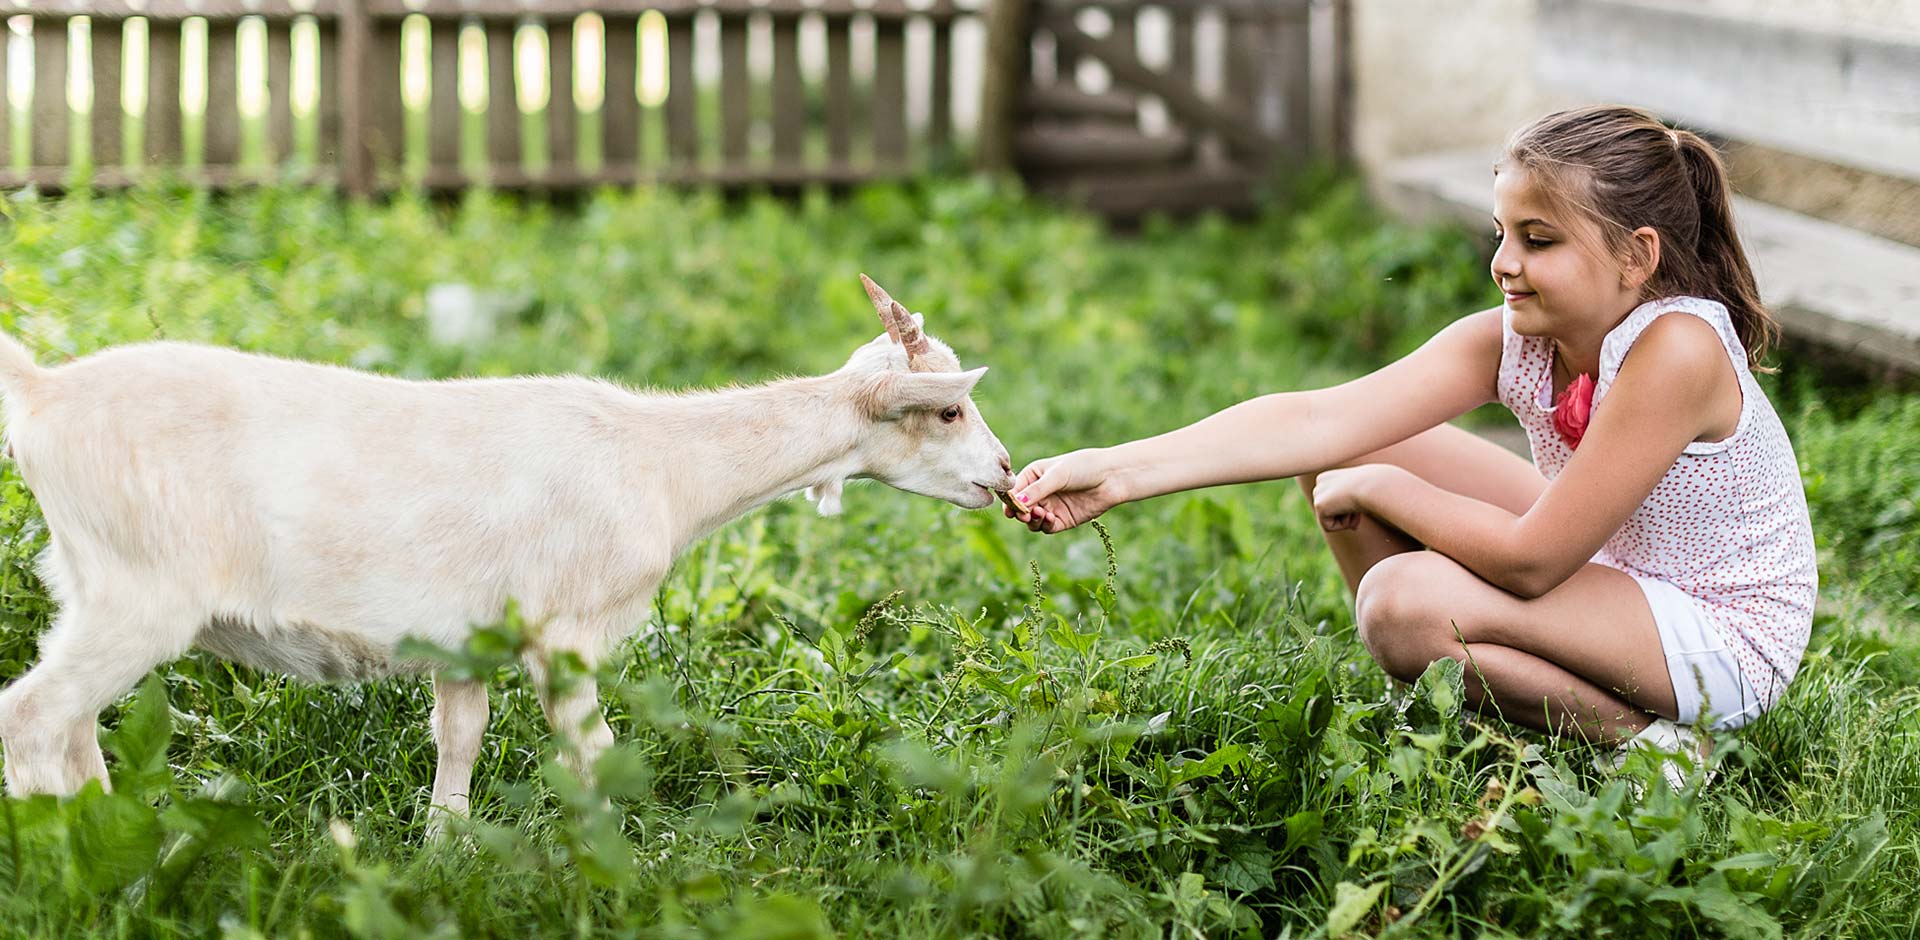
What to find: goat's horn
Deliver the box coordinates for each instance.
[859,274,905,345]
[890,301,930,358]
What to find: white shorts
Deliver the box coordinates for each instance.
[1632,575,1766,731]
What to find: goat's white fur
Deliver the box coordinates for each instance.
[0,288,1010,834]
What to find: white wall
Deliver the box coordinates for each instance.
[1348,0,1920,174]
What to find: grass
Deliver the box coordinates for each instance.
[0,175,1914,938]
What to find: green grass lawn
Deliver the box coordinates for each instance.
[0,177,1915,938]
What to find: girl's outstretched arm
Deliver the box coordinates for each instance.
[1008,308,1507,532]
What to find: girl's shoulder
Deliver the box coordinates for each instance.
[1599,296,1748,389]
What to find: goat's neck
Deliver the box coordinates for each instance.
[643,375,867,553]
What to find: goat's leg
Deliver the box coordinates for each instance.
[62,720,110,786]
[426,673,490,839]
[0,604,191,796]
[524,650,613,782]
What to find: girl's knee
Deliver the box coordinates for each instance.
[1355,554,1456,680]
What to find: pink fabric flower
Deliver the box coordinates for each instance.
[1553,372,1595,450]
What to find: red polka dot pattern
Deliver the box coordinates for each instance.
[1496,297,1818,709]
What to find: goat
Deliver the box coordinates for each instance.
[0,276,1013,833]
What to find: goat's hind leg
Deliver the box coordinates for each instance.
[426,673,490,839]
[0,599,194,796]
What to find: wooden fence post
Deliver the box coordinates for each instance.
[336,0,370,195]
[975,0,1029,174]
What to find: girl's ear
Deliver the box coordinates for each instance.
[1622,225,1662,290]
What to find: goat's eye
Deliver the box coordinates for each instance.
[939,405,963,423]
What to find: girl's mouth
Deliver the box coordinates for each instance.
[1504,290,1536,304]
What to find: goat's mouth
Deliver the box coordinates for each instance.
[958,482,1001,508]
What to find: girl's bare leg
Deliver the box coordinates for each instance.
[1300,423,1672,744]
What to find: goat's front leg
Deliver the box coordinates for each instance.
[426,673,490,839]
[524,652,613,781]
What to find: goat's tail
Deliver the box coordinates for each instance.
[0,330,45,399]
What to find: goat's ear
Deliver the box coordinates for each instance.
[860,367,986,419]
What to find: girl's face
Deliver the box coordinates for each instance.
[1490,168,1645,344]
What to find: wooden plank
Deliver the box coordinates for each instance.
[1275,5,1309,160]
[823,2,851,164]
[35,0,341,24]
[267,21,292,165]
[717,11,747,165]
[407,158,916,190]
[871,1,906,164]
[205,20,240,166]
[1031,166,1262,220]
[31,18,68,168]
[0,162,333,188]
[546,16,573,172]
[365,20,403,175]
[601,14,637,168]
[1327,0,1351,161]
[770,11,801,163]
[91,19,123,168]
[975,0,1028,173]
[485,20,516,170]
[1015,123,1187,169]
[427,16,458,169]
[0,153,933,191]
[1223,6,1261,126]
[1167,6,1192,87]
[1036,0,1294,17]
[335,0,370,191]
[928,7,951,156]
[1047,15,1272,163]
[1052,23,1077,88]
[1024,84,1134,120]
[1108,1,1134,123]
[355,0,966,24]
[663,12,696,164]
[146,19,182,167]
[318,19,344,176]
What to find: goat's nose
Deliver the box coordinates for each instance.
[998,453,1012,475]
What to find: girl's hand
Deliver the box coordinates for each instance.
[1310,464,1398,532]
[1002,449,1127,534]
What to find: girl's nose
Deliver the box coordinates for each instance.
[1490,241,1521,280]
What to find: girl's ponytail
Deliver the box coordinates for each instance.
[1674,131,1779,367]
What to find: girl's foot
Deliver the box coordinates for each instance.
[1603,718,1713,791]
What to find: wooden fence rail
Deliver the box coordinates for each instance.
[0,0,979,193]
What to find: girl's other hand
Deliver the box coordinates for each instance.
[1002,449,1126,534]
[1310,464,1397,532]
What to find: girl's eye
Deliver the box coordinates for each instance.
[1489,230,1504,245]
[939,405,962,423]
[1526,238,1553,249]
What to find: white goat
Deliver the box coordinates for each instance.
[0,276,1012,831]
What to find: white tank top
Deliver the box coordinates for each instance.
[1496,296,1817,706]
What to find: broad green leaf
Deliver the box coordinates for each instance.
[1327,880,1387,937]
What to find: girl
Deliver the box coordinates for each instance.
[1004,106,1816,761]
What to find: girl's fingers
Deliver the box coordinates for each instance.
[1013,463,1071,508]
[1319,511,1359,532]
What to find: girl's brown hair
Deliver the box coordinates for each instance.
[1499,105,1779,367]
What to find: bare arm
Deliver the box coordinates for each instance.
[1009,308,1507,530]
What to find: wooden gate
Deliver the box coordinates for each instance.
[981,0,1348,219]
[0,0,977,194]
